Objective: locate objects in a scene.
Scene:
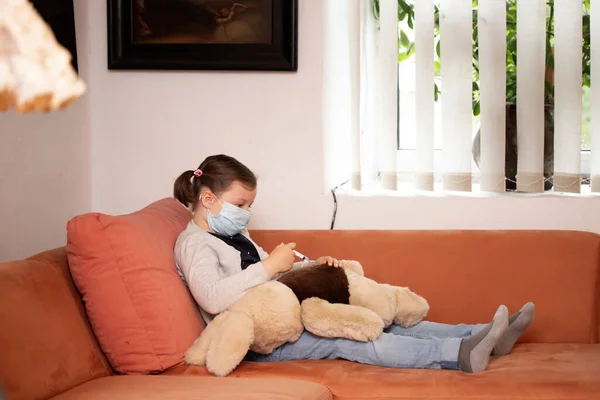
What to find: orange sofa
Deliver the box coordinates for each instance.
[1,229,599,399]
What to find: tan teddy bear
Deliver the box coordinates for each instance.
[185,261,429,377]
[184,280,304,377]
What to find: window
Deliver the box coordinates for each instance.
[345,0,596,193]
[396,1,592,152]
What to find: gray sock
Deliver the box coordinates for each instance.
[508,311,521,325]
[458,305,508,373]
[493,302,535,356]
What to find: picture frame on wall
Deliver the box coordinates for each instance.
[107,0,297,71]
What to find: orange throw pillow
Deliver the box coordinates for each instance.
[67,198,205,375]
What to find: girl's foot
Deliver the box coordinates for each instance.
[459,305,509,373]
[492,302,535,356]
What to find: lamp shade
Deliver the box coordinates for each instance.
[0,0,86,113]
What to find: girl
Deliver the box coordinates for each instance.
[173,154,535,373]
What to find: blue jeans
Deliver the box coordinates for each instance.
[245,321,486,370]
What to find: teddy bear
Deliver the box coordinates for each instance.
[184,261,429,377]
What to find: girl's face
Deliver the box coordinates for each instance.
[201,180,257,215]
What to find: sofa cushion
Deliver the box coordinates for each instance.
[50,375,332,400]
[0,248,112,400]
[166,343,600,399]
[67,198,204,375]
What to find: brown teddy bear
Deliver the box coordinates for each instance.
[185,261,429,377]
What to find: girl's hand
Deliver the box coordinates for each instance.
[263,242,296,277]
[315,256,342,268]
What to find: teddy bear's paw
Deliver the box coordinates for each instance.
[184,344,207,366]
[207,361,236,377]
[184,313,228,366]
[202,312,254,377]
[345,309,385,342]
[302,298,384,342]
[393,287,430,327]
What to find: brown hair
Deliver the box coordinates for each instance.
[173,154,257,209]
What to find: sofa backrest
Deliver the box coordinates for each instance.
[251,230,600,344]
[0,248,112,400]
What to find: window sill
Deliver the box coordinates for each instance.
[328,185,599,231]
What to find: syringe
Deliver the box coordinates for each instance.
[293,250,315,264]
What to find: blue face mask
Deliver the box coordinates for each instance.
[207,199,251,237]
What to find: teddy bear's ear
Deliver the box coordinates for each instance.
[206,312,255,377]
[342,260,365,276]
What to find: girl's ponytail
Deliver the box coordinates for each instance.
[173,170,197,208]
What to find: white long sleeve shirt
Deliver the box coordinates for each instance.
[174,221,307,324]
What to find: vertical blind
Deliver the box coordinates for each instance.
[378,0,399,190]
[414,0,435,191]
[348,0,596,194]
[516,0,547,193]
[591,0,600,190]
[478,0,506,192]
[349,0,362,190]
[554,0,583,193]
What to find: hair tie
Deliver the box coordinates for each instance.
[193,169,203,177]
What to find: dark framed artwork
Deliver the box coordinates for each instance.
[31,0,78,72]
[107,0,297,71]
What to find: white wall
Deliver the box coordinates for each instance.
[84,0,333,229]
[1,0,599,263]
[0,103,91,262]
[83,0,599,234]
[0,2,92,262]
